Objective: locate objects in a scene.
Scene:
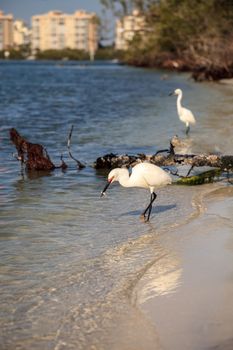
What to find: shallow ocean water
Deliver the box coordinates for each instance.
[0,61,232,349]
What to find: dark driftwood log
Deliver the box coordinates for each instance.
[94,152,233,171]
[10,128,233,177]
[9,128,67,171]
[94,136,233,171]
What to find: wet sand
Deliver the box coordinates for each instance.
[134,185,233,350]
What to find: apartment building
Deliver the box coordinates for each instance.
[0,10,13,50]
[115,10,145,50]
[31,10,98,55]
[14,20,31,47]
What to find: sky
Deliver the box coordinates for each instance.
[0,0,103,25]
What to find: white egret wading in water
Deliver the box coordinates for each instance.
[101,162,172,222]
[170,88,196,135]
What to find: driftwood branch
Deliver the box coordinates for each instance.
[9,129,233,186]
[67,125,85,169]
[9,127,86,173]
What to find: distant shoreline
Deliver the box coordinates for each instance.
[124,55,233,82]
[1,56,233,82]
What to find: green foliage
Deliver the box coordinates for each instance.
[100,0,132,16]
[107,0,233,76]
[8,49,25,59]
[34,47,124,61]
[100,0,154,16]
[0,44,31,60]
[176,169,222,185]
[4,49,25,59]
[95,47,125,60]
[35,49,89,60]
[154,0,233,54]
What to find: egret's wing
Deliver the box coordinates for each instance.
[131,163,171,187]
[182,107,196,124]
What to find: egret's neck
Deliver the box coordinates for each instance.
[118,169,131,188]
[177,92,183,114]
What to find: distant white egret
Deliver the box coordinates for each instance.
[101,162,172,222]
[170,88,196,135]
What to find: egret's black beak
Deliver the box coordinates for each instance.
[169,91,174,96]
[101,177,114,197]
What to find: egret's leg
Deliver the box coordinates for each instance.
[185,123,190,135]
[141,194,153,218]
[141,192,157,221]
[146,192,157,221]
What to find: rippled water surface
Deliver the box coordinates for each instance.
[0,61,232,350]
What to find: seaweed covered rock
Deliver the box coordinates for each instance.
[94,153,139,169]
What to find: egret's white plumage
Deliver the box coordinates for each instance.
[171,88,196,134]
[101,162,172,221]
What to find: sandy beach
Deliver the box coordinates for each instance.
[134,185,233,350]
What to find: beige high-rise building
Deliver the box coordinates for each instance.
[14,20,31,47]
[115,10,145,50]
[31,10,99,55]
[0,10,13,50]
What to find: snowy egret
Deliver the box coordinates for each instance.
[170,88,196,135]
[101,162,172,222]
